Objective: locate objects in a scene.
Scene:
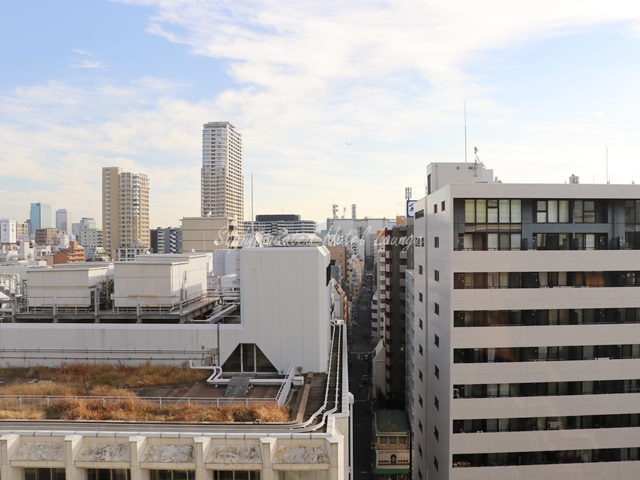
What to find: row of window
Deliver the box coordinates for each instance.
[464,199,609,225]
[453,412,640,434]
[454,378,640,399]
[453,447,640,468]
[454,308,640,327]
[454,344,640,363]
[454,270,640,289]
[26,469,259,480]
[457,232,611,251]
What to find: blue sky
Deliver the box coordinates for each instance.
[2,0,640,227]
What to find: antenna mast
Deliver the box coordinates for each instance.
[464,101,467,163]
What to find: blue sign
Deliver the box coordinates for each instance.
[406,200,416,218]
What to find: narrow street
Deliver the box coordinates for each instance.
[349,263,375,480]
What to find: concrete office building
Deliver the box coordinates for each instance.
[411,161,640,480]
[201,122,243,231]
[102,167,150,261]
[181,216,237,252]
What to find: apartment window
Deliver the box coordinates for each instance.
[434,303,440,315]
[433,457,439,471]
[150,471,195,480]
[434,365,440,379]
[434,334,440,347]
[434,269,439,281]
[536,200,569,223]
[573,200,597,223]
[419,318,423,330]
[441,200,446,211]
[434,204,438,213]
[434,396,439,410]
[434,236,439,248]
[465,199,521,224]
[419,419,423,431]
[419,344,424,356]
[419,264,423,275]
[434,426,439,440]
[419,292,423,303]
[419,370,423,382]
[418,444,423,458]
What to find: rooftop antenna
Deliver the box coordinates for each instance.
[464,101,468,163]
[251,173,254,235]
[474,146,480,177]
[606,145,610,184]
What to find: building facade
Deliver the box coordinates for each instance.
[201,122,243,231]
[150,226,182,253]
[245,214,317,235]
[102,167,150,261]
[411,161,640,480]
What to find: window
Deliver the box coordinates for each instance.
[434,396,440,410]
[441,200,446,211]
[434,236,439,248]
[88,470,129,480]
[434,303,440,315]
[434,365,440,378]
[434,334,440,347]
[150,471,195,480]
[419,344,424,356]
[419,396,423,407]
[418,444,423,457]
[434,426,439,440]
[434,270,439,281]
[574,200,596,223]
[419,370,423,381]
[419,318,423,329]
[433,456,439,471]
[434,204,438,213]
[419,292,423,303]
[419,264,423,275]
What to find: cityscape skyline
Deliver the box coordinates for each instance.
[2,1,640,227]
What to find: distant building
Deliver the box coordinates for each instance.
[150,226,182,253]
[181,216,237,252]
[0,219,17,245]
[55,208,71,235]
[245,214,317,235]
[34,228,60,246]
[201,121,243,231]
[52,241,85,264]
[373,410,411,479]
[102,167,150,261]
[72,217,99,250]
[29,202,52,235]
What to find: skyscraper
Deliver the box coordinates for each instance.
[29,202,52,235]
[201,121,243,230]
[102,167,150,261]
[55,208,71,234]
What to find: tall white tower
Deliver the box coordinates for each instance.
[201,121,243,231]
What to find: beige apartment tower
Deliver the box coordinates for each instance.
[102,167,150,260]
[201,121,243,231]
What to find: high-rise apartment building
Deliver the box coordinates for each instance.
[102,167,150,261]
[201,121,243,230]
[410,161,640,480]
[29,202,52,235]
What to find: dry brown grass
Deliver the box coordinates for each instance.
[0,364,290,423]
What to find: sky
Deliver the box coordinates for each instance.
[2,1,640,228]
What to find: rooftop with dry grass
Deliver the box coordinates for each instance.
[0,363,291,423]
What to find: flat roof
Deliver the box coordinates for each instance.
[375,409,409,433]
